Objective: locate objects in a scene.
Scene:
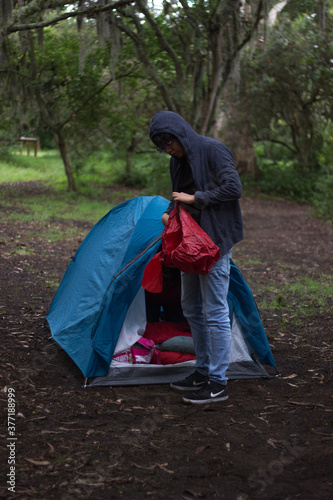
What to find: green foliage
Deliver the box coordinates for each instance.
[313,166,333,222]
[70,150,118,191]
[1,1,332,207]
[312,123,333,221]
[0,117,17,152]
[243,9,333,171]
[66,145,171,197]
[2,0,269,139]
[38,129,55,150]
[259,274,333,317]
[0,147,168,210]
[253,146,319,203]
[240,118,333,213]
[113,167,148,189]
[110,149,171,196]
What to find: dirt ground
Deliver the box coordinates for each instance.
[0,183,332,500]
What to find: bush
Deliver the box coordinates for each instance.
[114,167,149,188]
[252,157,319,203]
[313,166,333,223]
[144,154,171,198]
[113,151,171,196]
[0,118,18,153]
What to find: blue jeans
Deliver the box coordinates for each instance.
[181,249,232,385]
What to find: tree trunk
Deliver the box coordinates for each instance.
[27,31,76,191]
[216,82,260,177]
[233,131,259,177]
[53,129,76,191]
[220,119,260,177]
[125,135,141,180]
[318,0,326,32]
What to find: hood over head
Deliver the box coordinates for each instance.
[149,111,200,157]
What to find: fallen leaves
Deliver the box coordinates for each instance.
[195,445,209,454]
[228,417,246,425]
[288,400,316,407]
[46,442,55,454]
[1,194,332,499]
[131,462,174,474]
[25,458,50,466]
[267,438,278,449]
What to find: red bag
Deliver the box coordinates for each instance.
[142,205,221,292]
[141,253,164,293]
[160,205,220,274]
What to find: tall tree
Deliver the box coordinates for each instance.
[6,21,117,190]
[1,1,274,186]
[242,4,333,171]
[112,0,266,135]
[2,1,267,131]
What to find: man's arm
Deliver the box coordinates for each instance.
[161,212,170,226]
[194,144,242,208]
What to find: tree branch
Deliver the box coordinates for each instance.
[59,66,141,128]
[135,0,184,84]
[236,0,263,53]
[258,137,297,155]
[114,15,177,111]
[6,0,135,34]
[60,76,114,128]
[11,1,77,23]
[0,68,31,78]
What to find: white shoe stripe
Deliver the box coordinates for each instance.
[210,390,226,398]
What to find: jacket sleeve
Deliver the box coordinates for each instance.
[194,143,242,208]
[164,201,175,215]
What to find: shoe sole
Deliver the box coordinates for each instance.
[170,382,206,391]
[182,395,229,404]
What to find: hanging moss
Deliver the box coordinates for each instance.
[0,0,13,27]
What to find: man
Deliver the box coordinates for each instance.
[149,110,243,404]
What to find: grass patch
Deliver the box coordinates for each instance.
[0,149,149,251]
[0,190,124,226]
[40,226,86,242]
[0,150,67,185]
[239,256,266,267]
[258,275,333,317]
[0,149,148,226]
[45,278,61,289]
[4,248,35,256]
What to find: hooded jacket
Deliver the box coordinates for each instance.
[149,110,243,255]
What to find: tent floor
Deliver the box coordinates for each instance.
[87,360,272,386]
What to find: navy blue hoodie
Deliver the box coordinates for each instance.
[149,110,243,255]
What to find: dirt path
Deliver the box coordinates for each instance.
[0,188,332,499]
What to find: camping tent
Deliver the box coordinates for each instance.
[46,196,276,386]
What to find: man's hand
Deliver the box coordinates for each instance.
[172,192,195,204]
[162,213,169,226]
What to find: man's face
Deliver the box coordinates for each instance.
[160,138,186,158]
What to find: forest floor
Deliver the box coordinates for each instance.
[0,182,332,500]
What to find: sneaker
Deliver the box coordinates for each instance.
[182,381,228,404]
[170,370,208,391]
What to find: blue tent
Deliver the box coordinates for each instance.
[47,196,276,386]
